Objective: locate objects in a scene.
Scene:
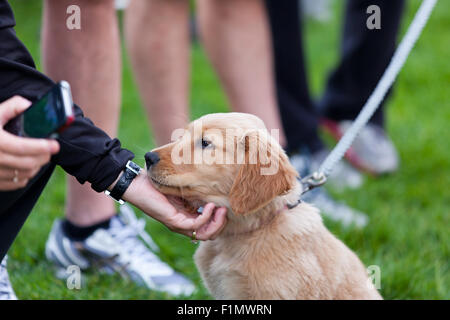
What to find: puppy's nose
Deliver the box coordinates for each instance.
[145,152,160,168]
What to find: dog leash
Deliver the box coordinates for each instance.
[300,0,438,196]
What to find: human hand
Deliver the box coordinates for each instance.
[0,96,60,190]
[121,173,227,241]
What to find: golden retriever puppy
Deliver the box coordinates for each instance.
[146,112,381,300]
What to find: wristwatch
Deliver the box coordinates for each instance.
[105,160,141,205]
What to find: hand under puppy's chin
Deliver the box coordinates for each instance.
[165,194,206,216]
[147,174,210,215]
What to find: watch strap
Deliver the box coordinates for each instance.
[105,161,141,204]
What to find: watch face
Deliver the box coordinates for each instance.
[127,161,141,175]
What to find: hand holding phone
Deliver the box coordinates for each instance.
[4,81,75,138]
[0,96,60,191]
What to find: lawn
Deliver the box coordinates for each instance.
[6,0,449,299]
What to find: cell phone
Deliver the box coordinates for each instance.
[4,81,75,138]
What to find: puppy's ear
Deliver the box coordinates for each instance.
[229,130,298,215]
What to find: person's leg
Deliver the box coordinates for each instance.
[0,164,55,262]
[264,0,366,224]
[319,0,405,126]
[265,0,364,195]
[196,0,286,146]
[264,0,322,153]
[1,164,53,300]
[124,0,190,146]
[319,0,404,174]
[42,0,121,226]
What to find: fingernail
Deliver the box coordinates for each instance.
[49,140,60,154]
[17,97,31,108]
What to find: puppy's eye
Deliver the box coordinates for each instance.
[201,139,211,149]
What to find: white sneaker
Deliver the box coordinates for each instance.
[0,256,17,300]
[45,204,195,296]
[322,119,400,175]
[302,188,368,228]
[290,150,368,228]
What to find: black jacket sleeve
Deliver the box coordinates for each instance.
[0,1,134,192]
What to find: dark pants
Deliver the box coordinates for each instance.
[0,164,55,261]
[265,0,405,153]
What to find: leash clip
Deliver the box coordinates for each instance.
[300,171,327,195]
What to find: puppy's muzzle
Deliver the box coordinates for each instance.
[145,151,160,169]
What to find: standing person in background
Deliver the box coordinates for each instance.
[41,0,196,296]
[319,0,403,176]
[264,0,404,226]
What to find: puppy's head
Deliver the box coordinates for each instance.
[146,113,298,216]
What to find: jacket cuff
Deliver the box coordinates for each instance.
[89,146,135,193]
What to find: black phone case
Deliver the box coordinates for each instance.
[3,81,73,138]
[4,114,23,136]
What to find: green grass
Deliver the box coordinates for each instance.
[6,0,449,300]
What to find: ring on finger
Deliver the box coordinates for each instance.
[13,170,19,183]
[191,230,198,244]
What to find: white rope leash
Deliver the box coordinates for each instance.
[302,0,438,193]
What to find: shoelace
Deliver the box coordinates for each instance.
[107,207,174,275]
[107,221,173,274]
[119,205,160,252]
